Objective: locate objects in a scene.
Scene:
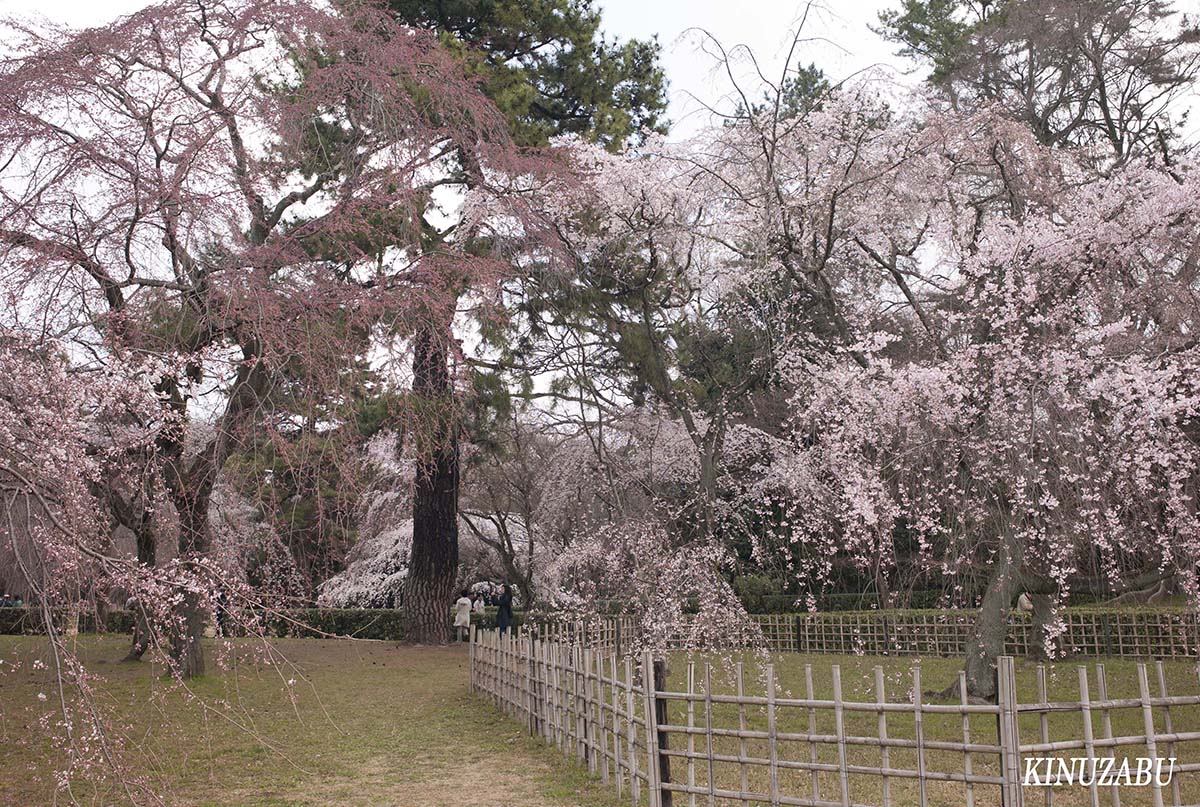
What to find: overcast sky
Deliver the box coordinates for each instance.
[8,0,1200,138]
[0,0,918,137]
[600,0,920,134]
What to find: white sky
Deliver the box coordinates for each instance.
[0,0,919,137]
[599,0,920,135]
[5,0,1200,139]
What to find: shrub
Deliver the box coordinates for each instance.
[0,607,138,635]
[263,608,408,640]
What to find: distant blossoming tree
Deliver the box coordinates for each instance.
[532,60,1200,694]
[0,0,537,674]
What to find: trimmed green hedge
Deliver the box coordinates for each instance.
[0,608,135,635]
[0,606,525,641]
[0,607,40,634]
[469,606,527,630]
[263,608,408,640]
[1,607,412,640]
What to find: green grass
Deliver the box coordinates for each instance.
[0,635,623,807]
[4,637,1197,807]
[654,652,1200,807]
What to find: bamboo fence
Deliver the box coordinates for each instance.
[470,627,1200,807]
[794,610,1200,659]
[528,609,1200,659]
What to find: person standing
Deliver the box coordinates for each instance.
[496,584,514,636]
[453,589,473,642]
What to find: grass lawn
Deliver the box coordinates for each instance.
[4,637,1198,807]
[654,652,1200,807]
[0,635,623,807]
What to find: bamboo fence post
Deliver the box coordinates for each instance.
[544,638,555,747]
[503,631,510,715]
[597,650,610,784]
[510,631,517,715]
[575,643,586,764]
[626,656,641,807]
[552,640,563,752]
[546,639,555,744]
[913,666,928,807]
[805,664,820,802]
[611,653,623,797]
[997,656,1025,807]
[566,641,575,753]
[593,649,605,779]
[1036,665,1051,807]
[642,651,664,807]
[875,666,892,807]
[1136,664,1165,807]
[512,633,519,722]
[959,670,974,807]
[832,665,851,807]
[766,663,780,807]
[585,649,597,773]
[533,636,543,736]
[736,661,749,807]
[526,634,535,734]
[1077,666,1100,807]
[1095,664,1121,807]
[654,659,674,807]
[686,661,696,807]
[704,663,715,807]
[469,624,476,692]
[1155,660,1181,806]
[487,634,496,710]
[537,640,548,743]
[489,630,497,706]
[497,630,504,712]
[492,630,500,705]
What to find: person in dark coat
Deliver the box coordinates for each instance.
[496,584,514,635]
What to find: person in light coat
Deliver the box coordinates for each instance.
[453,589,473,641]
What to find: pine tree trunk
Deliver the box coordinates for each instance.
[405,322,459,645]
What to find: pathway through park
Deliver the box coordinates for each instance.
[0,636,618,807]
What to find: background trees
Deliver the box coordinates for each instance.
[879,0,1200,162]
[374,0,668,643]
[2,0,1198,706]
[0,0,530,673]
[502,15,1200,688]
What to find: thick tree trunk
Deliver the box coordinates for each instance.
[1028,592,1056,661]
[962,532,1021,700]
[170,491,213,678]
[123,515,157,662]
[405,322,459,644]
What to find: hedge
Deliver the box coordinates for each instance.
[0,606,525,641]
[263,608,408,640]
[733,590,950,613]
[8,604,1189,642]
[0,607,135,635]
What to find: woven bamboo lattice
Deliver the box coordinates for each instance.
[471,627,1200,807]
[529,609,1200,659]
